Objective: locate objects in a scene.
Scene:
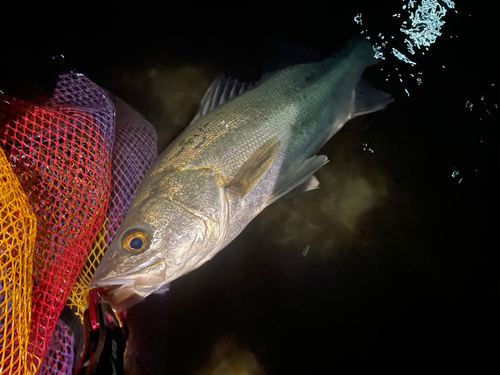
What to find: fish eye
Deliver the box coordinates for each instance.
[122,230,149,253]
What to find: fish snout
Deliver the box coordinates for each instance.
[99,284,145,313]
[91,259,169,311]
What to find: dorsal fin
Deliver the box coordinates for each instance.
[190,74,256,124]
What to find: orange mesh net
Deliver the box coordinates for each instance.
[0,147,37,375]
[66,93,157,321]
[0,72,114,371]
[66,220,107,322]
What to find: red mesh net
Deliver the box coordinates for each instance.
[0,72,114,370]
[36,318,75,375]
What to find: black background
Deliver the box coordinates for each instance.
[1,1,498,373]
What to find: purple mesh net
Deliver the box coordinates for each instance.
[36,318,75,375]
[49,72,116,141]
[106,92,158,241]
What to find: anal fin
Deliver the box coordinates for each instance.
[267,155,328,206]
[352,78,394,118]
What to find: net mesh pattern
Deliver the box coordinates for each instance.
[0,69,157,372]
[36,318,74,375]
[66,220,107,322]
[67,93,158,320]
[0,72,114,371]
[0,147,37,375]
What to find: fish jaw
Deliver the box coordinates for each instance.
[99,285,145,313]
[91,257,171,311]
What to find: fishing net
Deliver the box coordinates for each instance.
[65,220,108,322]
[0,148,37,375]
[36,318,75,375]
[0,72,114,371]
[66,92,158,321]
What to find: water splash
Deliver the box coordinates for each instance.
[451,169,463,184]
[362,143,374,153]
[355,1,456,96]
[401,0,454,51]
[354,13,363,25]
[392,48,417,66]
[376,0,455,65]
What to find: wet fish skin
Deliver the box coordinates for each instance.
[91,39,393,312]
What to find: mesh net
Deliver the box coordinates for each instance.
[0,68,157,372]
[66,220,107,322]
[0,72,114,371]
[105,93,158,242]
[36,318,75,375]
[66,93,158,321]
[0,147,37,375]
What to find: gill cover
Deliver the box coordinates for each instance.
[91,168,229,298]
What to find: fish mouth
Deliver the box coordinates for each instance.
[91,259,169,311]
[99,284,146,313]
[95,279,169,312]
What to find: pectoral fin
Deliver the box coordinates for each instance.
[228,137,281,197]
[267,155,328,206]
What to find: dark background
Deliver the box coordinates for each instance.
[2,1,498,373]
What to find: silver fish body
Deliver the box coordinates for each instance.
[91,39,393,312]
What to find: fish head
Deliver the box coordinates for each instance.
[91,170,229,312]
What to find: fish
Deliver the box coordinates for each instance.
[90,39,393,312]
